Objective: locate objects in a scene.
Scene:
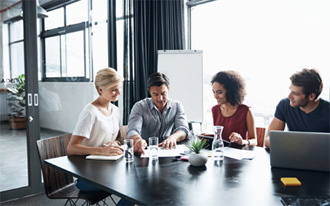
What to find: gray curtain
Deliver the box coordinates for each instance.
[123,0,185,124]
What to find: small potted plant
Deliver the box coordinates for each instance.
[7,74,26,129]
[186,138,208,167]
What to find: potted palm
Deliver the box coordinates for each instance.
[7,74,26,129]
[186,138,208,167]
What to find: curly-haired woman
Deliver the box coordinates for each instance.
[211,70,256,146]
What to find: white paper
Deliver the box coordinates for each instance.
[141,144,189,158]
[86,154,124,161]
[223,147,256,160]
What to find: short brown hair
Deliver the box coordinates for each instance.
[147,72,169,89]
[290,68,323,100]
[211,70,246,106]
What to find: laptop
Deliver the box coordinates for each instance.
[270,131,330,172]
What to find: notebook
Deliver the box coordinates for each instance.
[270,131,330,172]
[86,154,124,161]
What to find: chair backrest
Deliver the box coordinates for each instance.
[256,127,266,147]
[120,125,128,144]
[36,133,73,196]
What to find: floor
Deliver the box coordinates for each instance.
[0,122,121,205]
[0,123,66,192]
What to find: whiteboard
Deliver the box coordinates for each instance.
[157,50,203,123]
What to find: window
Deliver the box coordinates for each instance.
[44,8,64,30]
[91,0,108,78]
[3,7,41,80]
[7,20,24,79]
[41,0,90,81]
[189,0,330,131]
[66,0,88,26]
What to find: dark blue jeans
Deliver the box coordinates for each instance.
[76,179,102,191]
[76,179,133,205]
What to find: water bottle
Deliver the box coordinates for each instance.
[212,126,224,161]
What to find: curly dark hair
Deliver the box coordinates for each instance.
[290,68,323,100]
[211,71,246,106]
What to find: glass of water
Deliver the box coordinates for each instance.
[148,137,159,160]
[124,139,134,162]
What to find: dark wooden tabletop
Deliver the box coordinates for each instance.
[45,146,330,206]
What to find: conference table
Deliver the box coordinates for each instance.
[45,146,329,205]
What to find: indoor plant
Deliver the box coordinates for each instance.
[186,138,208,167]
[7,74,26,129]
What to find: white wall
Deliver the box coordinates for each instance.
[39,82,97,133]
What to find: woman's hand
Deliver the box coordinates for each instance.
[229,132,243,145]
[102,142,123,156]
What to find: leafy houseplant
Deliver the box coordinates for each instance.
[7,74,26,129]
[187,138,208,167]
[187,138,208,154]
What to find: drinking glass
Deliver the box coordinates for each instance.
[124,139,134,162]
[148,137,159,160]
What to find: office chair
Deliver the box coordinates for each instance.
[120,125,128,143]
[36,133,115,206]
[256,127,266,147]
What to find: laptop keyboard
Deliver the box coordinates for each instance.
[281,196,330,206]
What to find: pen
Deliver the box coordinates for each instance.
[103,143,124,151]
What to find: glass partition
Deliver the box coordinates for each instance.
[0,21,28,192]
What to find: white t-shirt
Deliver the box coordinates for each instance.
[73,103,121,147]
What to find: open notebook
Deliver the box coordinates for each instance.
[86,154,124,161]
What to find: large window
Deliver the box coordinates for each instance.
[8,20,24,79]
[190,0,330,131]
[91,0,109,78]
[40,0,113,82]
[41,0,90,81]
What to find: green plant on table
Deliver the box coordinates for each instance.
[187,138,208,154]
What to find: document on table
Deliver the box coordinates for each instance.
[141,144,189,158]
[86,154,124,161]
[224,147,256,160]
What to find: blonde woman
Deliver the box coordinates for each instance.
[67,68,123,191]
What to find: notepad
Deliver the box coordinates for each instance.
[141,145,189,158]
[86,154,124,161]
[281,177,302,186]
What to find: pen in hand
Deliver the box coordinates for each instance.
[103,142,124,151]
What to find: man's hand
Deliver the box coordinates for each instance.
[159,136,177,150]
[134,139,147,154]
